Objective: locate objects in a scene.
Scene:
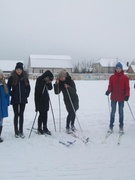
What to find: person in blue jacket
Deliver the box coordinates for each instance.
[0,69,9,143]
[8,62,31,138]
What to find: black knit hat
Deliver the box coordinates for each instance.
[15,62,23,70]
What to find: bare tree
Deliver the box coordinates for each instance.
[73,60,93,73]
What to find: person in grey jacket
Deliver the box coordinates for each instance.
[54,69,79,134]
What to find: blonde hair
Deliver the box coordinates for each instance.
[1,77,8,94]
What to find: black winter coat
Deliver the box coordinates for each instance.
[8,71,31,105]
[54,74,79,112]
[35,71,53,112]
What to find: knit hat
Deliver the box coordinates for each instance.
[0,69,3,75]
[15,62,23,70]
[58,69,67,78]
[115,62,123,70]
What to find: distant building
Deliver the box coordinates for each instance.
[92,58,128,73]
[127,65,135,73]
[28,55,73,74]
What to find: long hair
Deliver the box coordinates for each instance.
[12,70,28,86]
[1,77,8,94]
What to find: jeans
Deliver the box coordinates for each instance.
[110,101,124,128]
[0,118,3,126]
[13,104,26,134]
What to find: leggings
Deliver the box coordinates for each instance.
[38,111,48,130]
[13,104,26,134]
[66,111,76,128]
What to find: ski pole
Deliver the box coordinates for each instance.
[127,101,135,122]
[66,87,84,135]
[28,112,38,138]
[28,84,46,138]
[49,98,57,132]
[58,84,61,133]
[45,85,57,132]
[107,96,111,115]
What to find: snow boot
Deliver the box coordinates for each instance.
[71,125,76,132]
[38,128,44,135]
[44,127,51,135]
[0,126,3,143]
[108,127,113,133]
[20,133,25,139]
[119,126,124,134]
[66,127,72,134]
[15,128,19,138]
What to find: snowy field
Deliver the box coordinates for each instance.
[1,80,135,180]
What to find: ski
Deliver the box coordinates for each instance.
[102,131,113,144]
[69,132,89,144]
[27,128,47,136]
[117,132,124,145]
[27,128,38,134]
[59,140,76,147]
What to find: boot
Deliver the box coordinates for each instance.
[38,128,44,135]
[43,127,51,135]
[14,128,19,138]
[0,126,3,143]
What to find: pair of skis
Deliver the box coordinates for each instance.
[103,131,124,145]
[67,130,89,144]
[27,127,89,147]
[59,140,76,147]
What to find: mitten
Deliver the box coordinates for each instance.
[124,96,129,101]
[105,91,110,96]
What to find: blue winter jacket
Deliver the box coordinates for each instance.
[0,85,9,119]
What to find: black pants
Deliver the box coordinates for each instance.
[38,111,48,130]
[13,104,26,134]
[66,111,76,128]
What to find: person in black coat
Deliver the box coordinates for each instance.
[54,69,79,133]
[7,62,31,138]
[35,70,54,135]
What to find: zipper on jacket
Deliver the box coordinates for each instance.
[19,81,21,103]
[116,76,120,101]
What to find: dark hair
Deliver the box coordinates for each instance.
[12,70,28,86]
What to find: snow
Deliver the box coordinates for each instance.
[29,55,73,68]
[1,80,135,180]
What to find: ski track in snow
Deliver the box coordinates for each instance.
[1,80,135,180]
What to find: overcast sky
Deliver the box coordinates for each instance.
[0,0,135,63]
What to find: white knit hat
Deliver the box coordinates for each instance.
[0,69,3,75]
[58,69,67,78]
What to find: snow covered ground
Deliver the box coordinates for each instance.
[1,80,135,180]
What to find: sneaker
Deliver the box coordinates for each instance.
[38,129,44,135]
[71,125,76,132]
[0,137,3,143]
[15,134,19,138]
[20,133,25,139]
[66,128,72,134]
[108,127,113,133]
[119,127,124,134]
[44,128,51,136]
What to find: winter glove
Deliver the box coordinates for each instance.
[105,91,110,96]
[124,96,129,101]
[44,76,50,83]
